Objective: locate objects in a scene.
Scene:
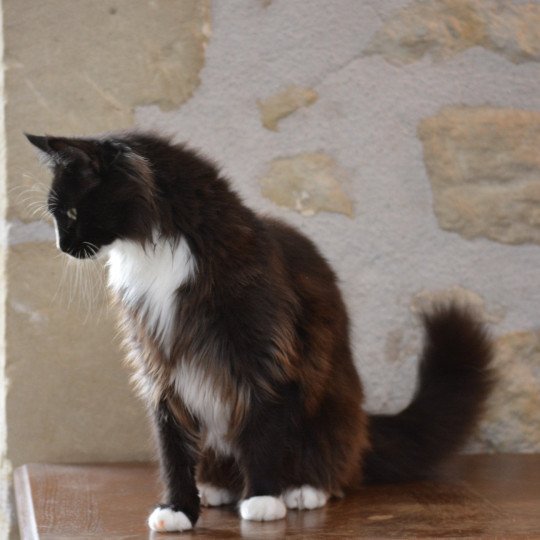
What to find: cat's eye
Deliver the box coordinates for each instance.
[66,208,77,220]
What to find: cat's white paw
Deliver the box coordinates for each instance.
[282,485,328,510]
[147,506,193,532]
[198,483,235,506]
[239,496,287,521]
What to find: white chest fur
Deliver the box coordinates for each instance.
[106,235,232,455]
[171,363,233,456]
[106,235,196,355]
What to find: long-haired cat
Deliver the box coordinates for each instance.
[26,132,494,533]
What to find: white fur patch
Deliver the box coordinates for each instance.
[240,496,287,521]
[147,507,192,532]
[198,483,236,506]
[282,486,328,510]
[53,219,60,249]
[171,362,232,456]
[106,234,196,355]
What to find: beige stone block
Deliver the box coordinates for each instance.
[5,0,210,220]
[471,330,540,452]
[364,0,540,65]
[258,86,318,131]
[7,242,150,466]
[418,106,540,245]
[259,153,354,217]
[384,327,420,365]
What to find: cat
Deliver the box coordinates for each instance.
[26,132,494,532]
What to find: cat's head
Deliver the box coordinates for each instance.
[26,134,156,258]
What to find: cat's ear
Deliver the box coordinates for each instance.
[26,134,59,168]
[25,134,51,154]
[25,134,100,170]
[26,133,130,173]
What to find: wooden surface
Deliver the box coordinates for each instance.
[14,455,540,539]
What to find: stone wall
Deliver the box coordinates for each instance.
[3,2,540,519]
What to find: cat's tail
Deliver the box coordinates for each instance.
[363,304,495,483]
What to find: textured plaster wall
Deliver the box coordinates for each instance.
[3,1,540,510]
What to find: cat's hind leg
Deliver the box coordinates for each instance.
[197,450,242,507]
[236,385,303,522]
[282,485,328,510]
[198,484,236,507]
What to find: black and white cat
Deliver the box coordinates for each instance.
[27,132,494,532]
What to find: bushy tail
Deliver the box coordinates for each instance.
[363,304,495,483]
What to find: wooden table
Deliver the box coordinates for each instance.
[14,455,540,539]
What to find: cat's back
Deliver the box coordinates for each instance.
[263,218,340,290]
[262,217,350,331]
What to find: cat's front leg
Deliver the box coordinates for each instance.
[148,400,200,533]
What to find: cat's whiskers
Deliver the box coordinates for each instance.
[82,241,99,255]
[67,257,79,309]
[79,243,109,323]
[18,154,124,333]
[63,256,89,313]
[77,257,94,317]
[50,240,109,325]
[48,187,60,202]
[51,251,69,305]
[27,204,53,221]
[12,182,49,205]
[10,181,47,197]
[80,260,95,325]
[14,182,55,224]
[17,195,47,212]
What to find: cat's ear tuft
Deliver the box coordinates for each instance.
[25,133,63,168]
[25,133,51,153]
[25,133,101,171]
